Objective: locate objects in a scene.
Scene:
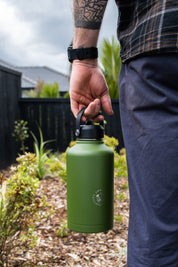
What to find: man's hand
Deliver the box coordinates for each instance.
[70,59,113,122]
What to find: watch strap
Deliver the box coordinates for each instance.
[68,46,98,63]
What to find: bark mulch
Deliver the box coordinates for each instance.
[1,167,129,267]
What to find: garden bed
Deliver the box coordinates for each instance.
[1,166,129,267]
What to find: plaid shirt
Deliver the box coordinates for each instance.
[115,0,178,62]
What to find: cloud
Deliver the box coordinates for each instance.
[0,0,73,72]
[0,0,118,74]
[0,1,34,46]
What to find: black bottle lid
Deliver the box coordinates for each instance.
[75,108,104,140]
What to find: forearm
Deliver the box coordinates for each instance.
[72,0,108,48]
[70,0,113,120]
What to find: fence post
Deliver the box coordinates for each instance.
[0,66,21,169]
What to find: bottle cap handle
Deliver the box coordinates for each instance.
[75,107,86,137]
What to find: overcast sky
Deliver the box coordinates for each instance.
[0,0,118,75]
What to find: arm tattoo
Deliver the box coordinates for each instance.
[74,0,108,30]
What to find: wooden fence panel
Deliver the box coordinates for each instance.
[19,98,124,153]
[19,98,76,153]
[0,66,21,169]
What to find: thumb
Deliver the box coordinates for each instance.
[101,93,114,116]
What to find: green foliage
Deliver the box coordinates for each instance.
[103,135,119,152]
[114,214,123,223]
[118,193,126,201]
[103,135,127,178]
[0,153,47,266]
[46,153,67,183]
[56,220,68,238]
[63,91,70,98]
[25,80,60,98]
[121,183,129,190]
[99,37,121,98]
[31,127,53,179]
[40,82,60,98]
[12,120,29,154]
[103,135,127,177]
[24,80,44,98]
[114,148,128,178]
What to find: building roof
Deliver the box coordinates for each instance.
[0,59,69,92]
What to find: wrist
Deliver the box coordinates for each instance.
[72,58,98,68]
[67,45,98,63]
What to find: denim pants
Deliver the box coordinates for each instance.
[119,55,178,267]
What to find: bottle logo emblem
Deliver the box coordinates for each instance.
[92,189,104,206]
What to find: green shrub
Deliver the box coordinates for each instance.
[103,135,127,178]
[56,220,68,238]
[118,192,126,201]
[25,80,60,98]
[31,127,53,179]
[114,148,128,178]
[0,153,47,266]
[114,214,123,223]
[46,153,67,183]
[12,120,29,154]
[121,183,129,190]
[63,91,70,98]
[103,135,119,151]
[40,82,60,98]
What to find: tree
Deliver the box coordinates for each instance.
[99,37,121,99]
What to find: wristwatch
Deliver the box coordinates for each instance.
[67,45,98,63]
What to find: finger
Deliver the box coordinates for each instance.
[71,97,90,118]
[70,99,80,118]
[70,92,93,118]
[101,93,114,116]
[91,114,104,123]
[84,99,101,119]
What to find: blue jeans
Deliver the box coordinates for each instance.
[119,55,178,267]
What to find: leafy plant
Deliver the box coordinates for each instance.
[46,153,67,183]
[12,120,29,154]
[118,192,126,201]
[40,82,60,98]
[103,135,119,152]
[114,148,128,178]
[56,220,68,238]
[31,127,53,179]
[23,79,44,98]
[0,153,47,266]
[63,91,70,98]
[114,214,123,223]
[99,37,121,98]
[24,80,60,98]
[102,135,127,177]
[121,183,129,190]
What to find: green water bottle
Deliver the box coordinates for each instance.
[67,108,114,233]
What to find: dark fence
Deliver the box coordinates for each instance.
[19,98,124,154]
[0,65,124,170]
[19,98,76,153]
[0,66,21,169]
